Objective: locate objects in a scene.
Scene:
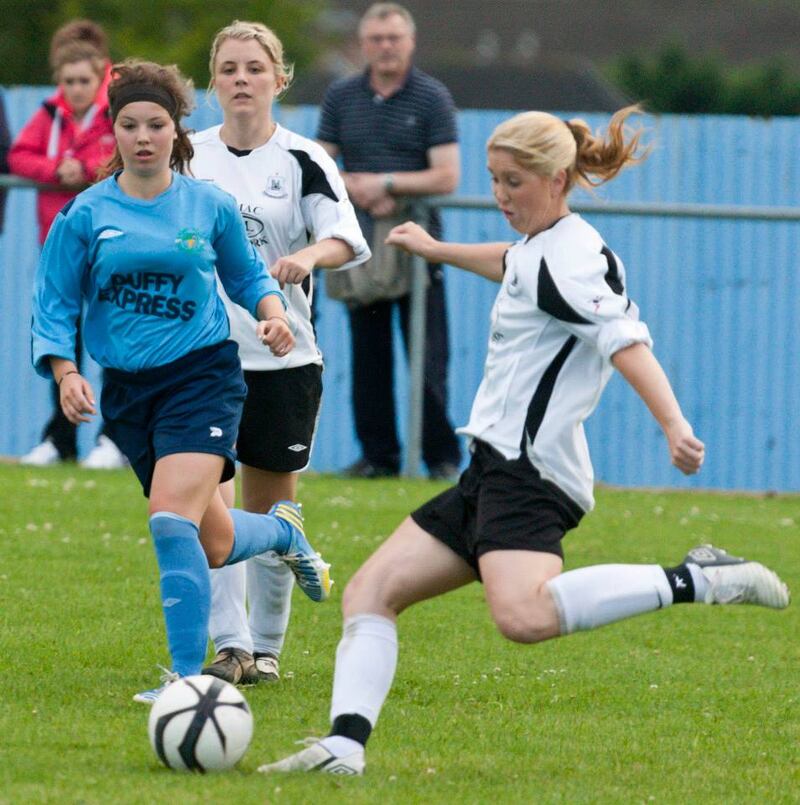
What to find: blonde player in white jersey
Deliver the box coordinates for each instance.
[190,20,370,686]
[258,105,790,776]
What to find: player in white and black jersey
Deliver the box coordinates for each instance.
[258,104,789,776]
[189,21,369,687]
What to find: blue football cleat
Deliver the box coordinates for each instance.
[133,668,181,705]
[269,501,332,602]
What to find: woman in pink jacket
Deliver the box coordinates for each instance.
[11,29,125,468]
[10,41,114,243]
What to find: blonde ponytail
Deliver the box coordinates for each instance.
[488,104,649,193]
[565,104,648,189]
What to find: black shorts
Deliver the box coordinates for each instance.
[411,439,584,576]
[237,363,323,473]
[102,340,246,497]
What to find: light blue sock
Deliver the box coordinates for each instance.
[226,508,292,565]
[149,512,210,677]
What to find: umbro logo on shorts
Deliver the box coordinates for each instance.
[98,229,124,239]
[209,426,223,438]
[288,443,308,452]
[162,597,182,608]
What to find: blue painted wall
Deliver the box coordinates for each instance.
[3,87,798,491]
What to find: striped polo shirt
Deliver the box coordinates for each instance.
[317,66,458,240]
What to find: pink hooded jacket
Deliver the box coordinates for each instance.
[9,64,115,243]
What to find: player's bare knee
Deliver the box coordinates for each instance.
[204,545,229,569]
[342,565,400,620]
[342,569,380,617]
[491,602,551,644]
[341,574,363,617]
[148,498,167,518]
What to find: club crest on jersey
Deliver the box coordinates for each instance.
[264,173,287,198]
[242,213,265,239]
[175,228,206,252]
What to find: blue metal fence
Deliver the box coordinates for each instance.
[2,86,798,491]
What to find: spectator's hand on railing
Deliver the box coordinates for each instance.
[345,172,390,210]
[56,157,85,188]
[369,196,397,218]
[385,221,440,261]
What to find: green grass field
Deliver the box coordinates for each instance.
[0,464,797,804]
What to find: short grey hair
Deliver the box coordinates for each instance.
[359,3,416,35]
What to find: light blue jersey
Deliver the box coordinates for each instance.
[31,171,284,376]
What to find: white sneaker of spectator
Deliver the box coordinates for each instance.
[81,435,129,470]
[20,438,61,466]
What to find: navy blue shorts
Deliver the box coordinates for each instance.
[101,340,247,497]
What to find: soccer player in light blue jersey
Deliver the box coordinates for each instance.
[31,59,332,704]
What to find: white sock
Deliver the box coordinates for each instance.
[319,735,364,757]
[247,555,294,656]
[330,614,398,726]
[208,563,252,654]
[686,562,710,602]
[547,564,674,634]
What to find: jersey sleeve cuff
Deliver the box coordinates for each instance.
[597,320,653,362]
[31,341,75,379]
[320,234,372,272]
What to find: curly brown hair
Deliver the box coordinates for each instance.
[101,60,195,178]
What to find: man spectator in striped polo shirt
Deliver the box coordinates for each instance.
[318,1,462,480]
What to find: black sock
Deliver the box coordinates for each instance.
[662,564,695,604]
[330,713,372,747]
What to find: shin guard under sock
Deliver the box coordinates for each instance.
[149,512,210,677]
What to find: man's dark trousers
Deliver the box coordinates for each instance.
[348,269,461,474]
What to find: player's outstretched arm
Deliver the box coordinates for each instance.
[611,342,705,475]
[385,221,509,283]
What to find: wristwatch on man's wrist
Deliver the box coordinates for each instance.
[383,173,395,193]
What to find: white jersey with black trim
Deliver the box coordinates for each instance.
[190,123,370,370]
[458,213,653,512]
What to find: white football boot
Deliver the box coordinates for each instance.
[257,738,365,776]
[684,545,790,608]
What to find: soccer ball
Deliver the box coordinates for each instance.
[148,675,253,772]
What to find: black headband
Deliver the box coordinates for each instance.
[110,83,178,121]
